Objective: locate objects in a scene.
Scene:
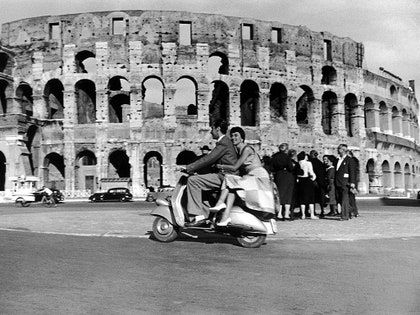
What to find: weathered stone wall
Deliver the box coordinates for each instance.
[0,10,419,197]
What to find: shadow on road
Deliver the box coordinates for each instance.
[380,198,420,207]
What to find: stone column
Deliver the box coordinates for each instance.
[334,98,347,136]
[32,94,46,119]
[286,90,298,129]
[353,103,366,138]
[63,131,75,195]
[369,104,381,132]
[163,85,176,127]
[229,88,241,126]
[63,44,76,74]
[197,88,210,125]
[96,89,108,122]
[310,98,323,133]
[121,104,130,123]
[259,88,270,127]
[386,108,394,135]
[63,89,76,124]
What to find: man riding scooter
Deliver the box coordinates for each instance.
[178,119,238,227]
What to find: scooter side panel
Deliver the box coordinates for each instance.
[229,206,268,234]
[150,206,174,224]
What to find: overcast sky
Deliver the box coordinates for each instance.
[0,0,419,94]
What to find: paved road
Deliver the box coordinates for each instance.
[0,199,419,314]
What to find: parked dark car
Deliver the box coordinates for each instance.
[146,186,175,202]
[33,189,65,203]
[89,187,133,202]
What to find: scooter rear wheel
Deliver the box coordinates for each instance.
[152,216,178,242]
[237,234,266,248]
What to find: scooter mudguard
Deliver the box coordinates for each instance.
[229,206,268,234]
[150,205,174,225]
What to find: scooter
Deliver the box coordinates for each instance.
[150,174,277,248]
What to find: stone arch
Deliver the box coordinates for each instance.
[0,151,6,191]
[321,66,337,85]
[176,150,197,165]
[391,106,400,135]
[270,82,287,122]
[75,79,96,124]
[394,162,402,189]
[366,158,376,192]
[321,91,338,135]
[296,85,314,125]
[143,151,162,188]
[208,51,229,75]
[108,149,131,178]
[379,101,388,132]
[44,79,64,119]
[0,80,8,114]
[107,76,130,92]
[75,150,97,192]
[109,94,130,123]
[209,80,229,125]
[240,80,259,126]
[344,93,358,137]
[404,163,411,191]
[75,50,96,73]
[364,97,375,129]
[43,152,65,189]
[382,160,391,188]
[16,82,33,116]
[174,76,197,116]
[142,76,164,119]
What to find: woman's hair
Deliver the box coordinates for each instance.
[288,149,297,157]
[230,126,245,140]
[297,151,306,161]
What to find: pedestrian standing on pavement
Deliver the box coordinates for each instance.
[288,149,302,220]
[335,144,357,221]
[309,150,327,218]
[297,151,318,219]
[348,150,359,218]
[271,143,294,220]
[323,155,338,216]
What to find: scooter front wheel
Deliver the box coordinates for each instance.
[237,234,266,248]
[152,216,178,242]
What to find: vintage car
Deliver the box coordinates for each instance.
[33,189,65,203]
[146,186,175,202]
[89,187,133,202]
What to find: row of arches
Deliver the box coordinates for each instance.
[380,160,418,190]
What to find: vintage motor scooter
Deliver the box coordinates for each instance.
[150,174,277,248]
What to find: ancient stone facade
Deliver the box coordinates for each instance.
[0,10,418,197]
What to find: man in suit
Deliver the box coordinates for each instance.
[335,144,357,221]
[309,150,327,218]
[182,119,238,226]
[348,150,360,218]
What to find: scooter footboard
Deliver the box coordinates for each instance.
[229,206,268,234]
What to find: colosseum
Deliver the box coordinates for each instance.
[0,10,418,198]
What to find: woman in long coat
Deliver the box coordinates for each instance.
[323,155,338,216]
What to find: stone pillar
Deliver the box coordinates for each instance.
[334,98,347,136]
[228,44,241,75]
[196,43,209,73]
[229,88,241,126]
[121,104,130,123]
[63,131,75,195]
[163,85,176,127]
[32,94,46,119]
[63,44,76,74]
[353,103,366,138]
[130,143,142,197]
[197,88,210,125]
[96,89,108,122]
[286,91,298,129]
[129,87,142,127]
[393,113,403,137]
[310,98,323,133]
[386,108,393,135]
[63,89,76,124]
[257,47,269,72]
[32,51,43,81]
[259,88,270,127]
[370,104,381,132]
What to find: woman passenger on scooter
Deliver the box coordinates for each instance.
[209,127,275,225]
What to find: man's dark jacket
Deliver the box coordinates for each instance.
[335,155,357,188]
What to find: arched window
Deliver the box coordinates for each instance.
[208,52,229,75]
[75,50,96,73]
[296,85,314,125]
[174,77,197,116]
[379,101,388,132]
[142,76,164,119]
[75,79,96,124]
[44,79,64,119]
[344,93,358,137]
[209,80,229,125]
[109,94,130,123]
[109,150,131,178]
[391,106,400,135]
[0,52,8,73]
[382,161,391,188]
[321,66,337,85]
[270,82,287,122]
[404,163,411,191]
[75,150,97,192]
[322,91,338,135]
[364,97,374,129]
[402,109,410,137]
[390,85,397,99]
[366,158,375,192]
[240,80,259,126]
[44,152,65,189]
[16,82,33,116]
[143,151,162,188]
[0,80,8,114]
[394,162,402,189]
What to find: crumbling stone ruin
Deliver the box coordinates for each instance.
[0,10,418,197]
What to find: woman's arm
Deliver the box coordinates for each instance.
[217,146,253,172]
[308,162,317,181]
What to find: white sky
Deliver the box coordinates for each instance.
[0,0,419,94]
